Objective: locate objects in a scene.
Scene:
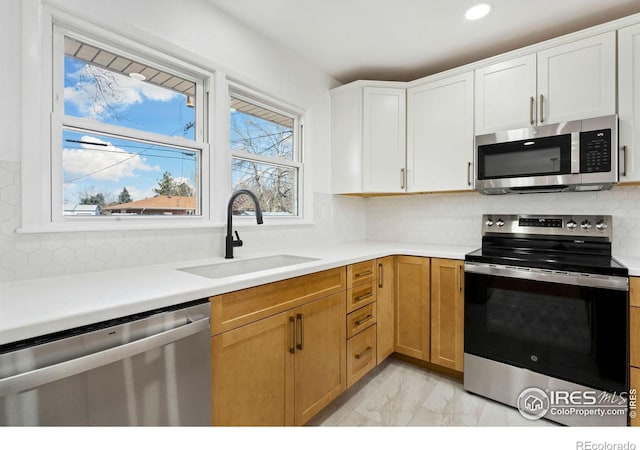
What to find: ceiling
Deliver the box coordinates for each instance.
[207,0,640,84]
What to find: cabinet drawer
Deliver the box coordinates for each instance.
[210,267,346,335]
[347,260,376,289]
[347,325,377,388]
[347,282,376,313]
[347,303,377,339]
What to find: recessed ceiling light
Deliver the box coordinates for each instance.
[129,72,146,81]
[465,3,492,21]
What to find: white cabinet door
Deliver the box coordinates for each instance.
[474,54,536,134]
[362,87,407,192]
[619,23,640,183]
[407,72,474,192]
[537,31,616,125]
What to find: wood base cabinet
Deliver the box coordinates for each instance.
[394,256,430,361]
[212,292,346,426]
[430,258,464,371]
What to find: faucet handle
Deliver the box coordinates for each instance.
[233,230,243,248]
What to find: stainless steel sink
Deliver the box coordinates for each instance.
[178,254,319,279]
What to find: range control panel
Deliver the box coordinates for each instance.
[482,214,612,240]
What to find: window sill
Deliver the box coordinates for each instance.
[17,216,315,234]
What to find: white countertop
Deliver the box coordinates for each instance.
[0,240,474,346]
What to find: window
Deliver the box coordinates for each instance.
[52,28,208,221]
[229,91,302,218]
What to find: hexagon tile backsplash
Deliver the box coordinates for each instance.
[0,160,366,282]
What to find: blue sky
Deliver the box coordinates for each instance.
[62,56,196,205]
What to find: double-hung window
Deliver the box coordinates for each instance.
[51,25,209,222]
[229,90,302,219]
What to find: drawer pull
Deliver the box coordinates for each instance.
[296,313,304,350]
[354,346,373,360]
[354,314,373,326]
[289,316,296,354]
[353,292,373,303]
[355,270,372,279]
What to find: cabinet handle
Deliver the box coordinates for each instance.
[458,264,463,292]
[289,316,296,354]
[622,145,628,177]
[378,263,383,288]
[354,292,373,303]
[529,96,535,125]
[355,270,372,279]
[400,168,405,190]
[354,346,373,360]
[355,314,373,326]
[296,313,304,350]
[539,94,544,123]
[467,162,472,186]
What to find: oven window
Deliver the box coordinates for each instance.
[486,288,590,354]
[464,272,628,393]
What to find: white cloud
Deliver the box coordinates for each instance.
[63,136,160,182]
[64,65,179,120]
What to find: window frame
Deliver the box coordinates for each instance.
[228,84,305,223]
[20,7,214,232]
[19,4,313,234]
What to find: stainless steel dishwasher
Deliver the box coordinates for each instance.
[0,299,210,426]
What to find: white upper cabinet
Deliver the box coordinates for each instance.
[618,22,640,183]
[407,72,474,192]
[475,54,536,134]
[362,87,407,192]
[331,84,406,194]
[475,31,616,134]
[537,32,616,125]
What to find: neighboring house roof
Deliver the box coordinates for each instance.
[103,195,196,212]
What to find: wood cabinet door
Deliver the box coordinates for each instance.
[474,54,536,134]
[362,87,407,193]
[394,256,430,361]
[619,23,640,183]
[212,311,294,426]
[407,72,474,192]
[537,31,616,125]
[430,258,464,371]
[376,256,395,363]
[293,292,346,425]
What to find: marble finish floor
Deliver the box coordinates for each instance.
[308,357,557,427]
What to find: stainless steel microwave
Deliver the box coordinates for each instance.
[474,115,618,194]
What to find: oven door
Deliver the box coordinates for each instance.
[464,262,628,393]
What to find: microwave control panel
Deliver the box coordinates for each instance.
[580,129,611,173]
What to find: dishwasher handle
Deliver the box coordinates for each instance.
[0,316,210,397]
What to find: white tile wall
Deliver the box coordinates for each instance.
[0,161,366,282]
[365,186,640,257]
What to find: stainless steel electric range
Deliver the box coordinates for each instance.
[464,214,629,426]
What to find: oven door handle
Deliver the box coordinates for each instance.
[464,262,629,291]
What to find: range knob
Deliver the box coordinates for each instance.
[566,220,577,230]
[496,219,505,227]
[485,219,494,227]
[595,220,608,231]
[581,220,592,230]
